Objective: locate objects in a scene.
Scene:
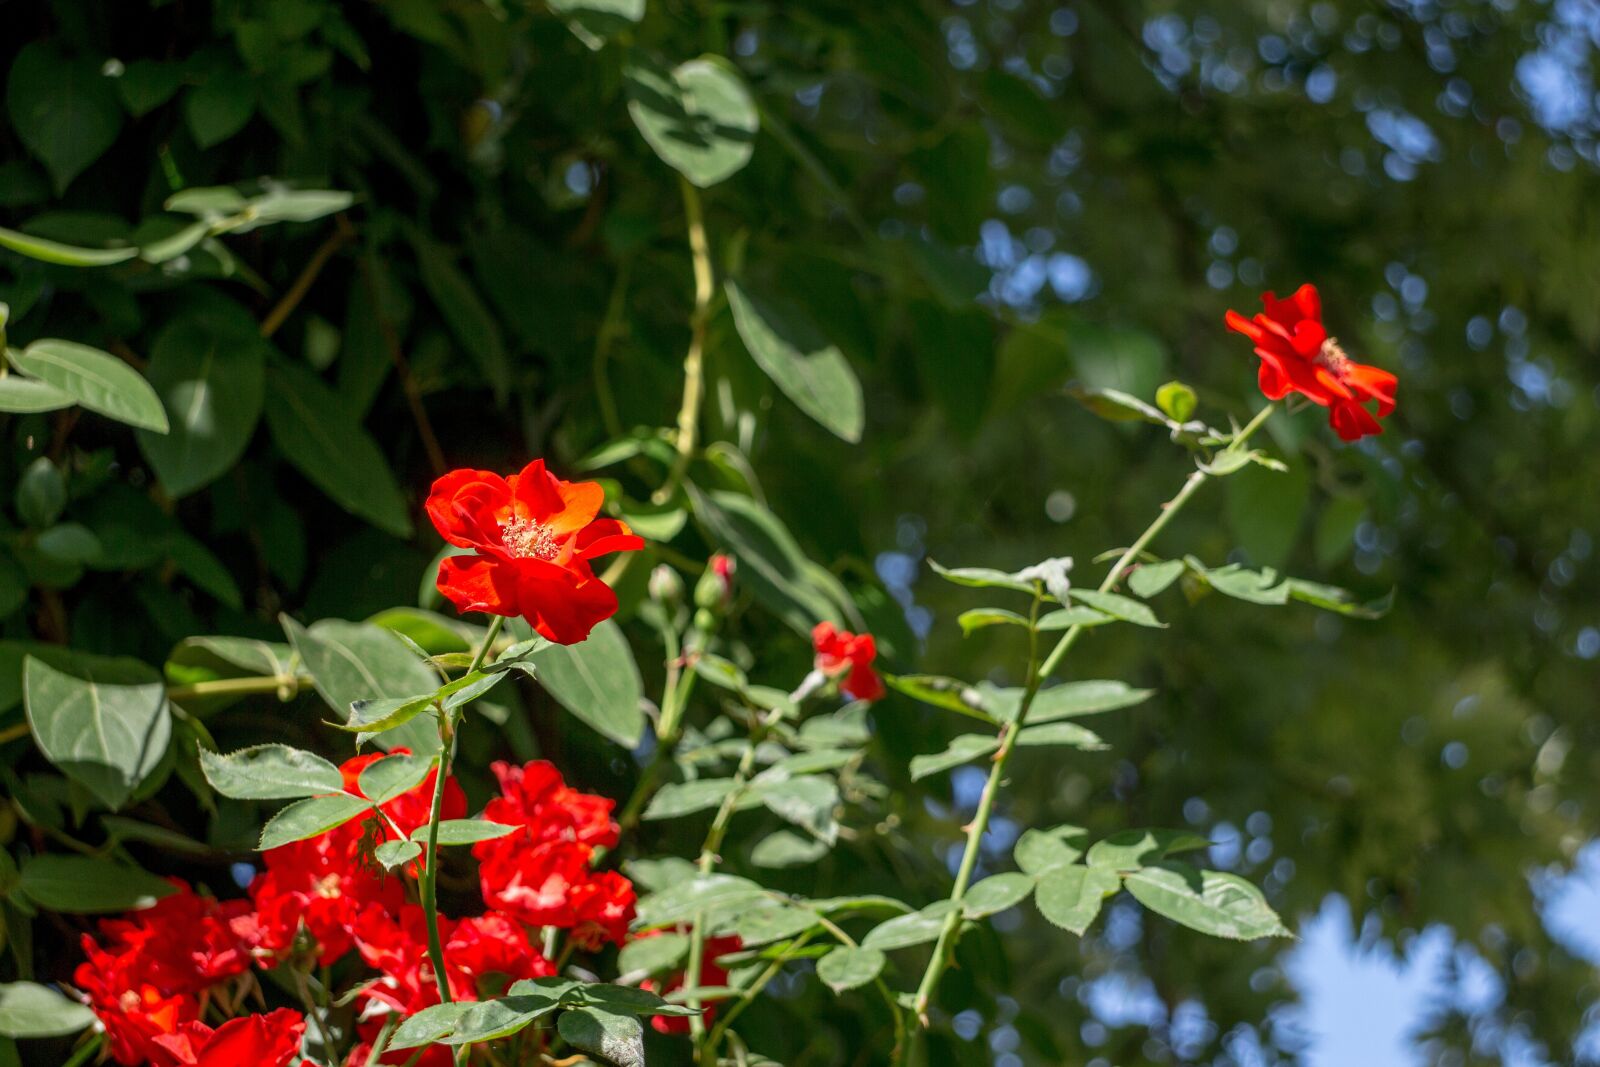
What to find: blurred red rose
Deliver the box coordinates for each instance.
[812,621,886,702]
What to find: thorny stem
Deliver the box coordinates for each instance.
[420,614,504,1065]
[907,404,1278,1029]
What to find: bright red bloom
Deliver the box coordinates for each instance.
[642,934,742,1035]
[74,881,256,1065]
[811,622,886,702]
[474,761,635,948]
[352,903,552,1016]
[149,1009,304,1067]
[1224,283,1398,442]
[426,459,644,644]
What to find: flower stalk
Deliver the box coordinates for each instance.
[908,404,1277,1026]
[418,614,503,1059]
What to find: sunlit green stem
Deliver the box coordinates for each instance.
[419,613,503,1064]
[908,404,1277,1028]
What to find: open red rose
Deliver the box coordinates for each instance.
[426,459,644,644]
[812,622,886,702]
[149,1009,304,1067]
[1224,283,1398,442]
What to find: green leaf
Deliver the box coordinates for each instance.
[1065,383,1169,426]
[634,874,765,926]
[816,946,886,993]
[1127,559,1185,599]
[341,694,435,737]
[529,619,643,747]
[411,819,518,845]
[258,793,372,850]
[1284,579,1394,619]
[136,317,265,497]
[411,234,511,401]
[963,872,1035,918]
[0,981,97,1038]
[374,839,421,870]
[751,829,829,868]
[1086,829,1212,871]
[1014,824,1089,874]
[15,458,64,529]
[880,673,996,724]
[264,361,411,536]
[184,73,255,148]
[6,43,124,193]
[689,487,841,637]
[24,653,170,810]
[1314,496,1366,566]
[927,560,1038,596]
[1123,861,1291,940]
[9,341,168,432]
[34,523,101,565]
[956,607,1030,634]
[0,227,136,267]
[557,1007,645,1067]
[1068,589,1164,628]
[720,901,819,947]
[1155,380,1197,422]
[1225,462,1309,569]
[357,752,433,803]
[1034,864,1119,935]
[242,187,354,226]
[642,778,738,820]
[861,900,957,951]
[625,55,758,188]
[0,373,74,413]
[17,855,175,913]
[281,617,442,752]
[977,680,1151,724]
[1186,560,1288,605]
[389,1002,472,1051]
[617,933,690,976]
[909,734,998,781]
[751,775,838,842]
[547,0,644,49]
[1015,721,1107,750]
[198,744,344,799]
[726,280,864,443]
[441,993,564,1045]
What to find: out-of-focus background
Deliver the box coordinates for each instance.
[2,0,1598,1063]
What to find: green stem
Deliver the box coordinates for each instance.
[59,1033,104,1067]
[656,177,713,507]
[688,706,777,1052]
[908,404,1277,1025]
[420,614,503,1062]
[165,674,311,702]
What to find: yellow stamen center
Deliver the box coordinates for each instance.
[501,516,560,560]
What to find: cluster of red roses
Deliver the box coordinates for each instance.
[74,756,635,1066]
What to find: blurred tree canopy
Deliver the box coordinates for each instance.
[1,0,1598,1063]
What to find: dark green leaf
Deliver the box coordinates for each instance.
[557,1007,644,1067]
[726,280,863,443]
[1085,829,1212,871]
[136,317,265,497]
[6,44,123,192]
[411,819,518,845]
[529,619,643,747]
[17,855,175,913]
[1014,825,1089,874]
[264,361,411,536]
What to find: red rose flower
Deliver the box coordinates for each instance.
[641,933,743,1034]
[811,622,885,702]
[1224,283,1398,442]
[473,761,635,947]
[75,881,257,1065]
[149,1009,304,1067]
[426,459,644,644]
